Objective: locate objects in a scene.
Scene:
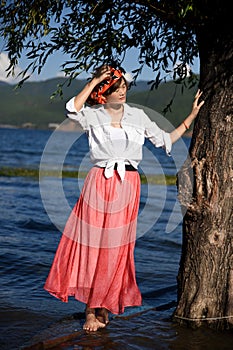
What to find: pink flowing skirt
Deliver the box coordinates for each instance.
[44,167,142,314]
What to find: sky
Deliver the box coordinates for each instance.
[0,43,200,84]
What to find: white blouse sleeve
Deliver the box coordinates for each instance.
[65,97,89,131]
[143,111,172,155]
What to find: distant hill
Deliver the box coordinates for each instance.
[0,78,86,129]
[0,77,198,129]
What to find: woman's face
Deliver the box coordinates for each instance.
[105,80,127,104]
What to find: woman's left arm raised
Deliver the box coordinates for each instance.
[170,89,204,144]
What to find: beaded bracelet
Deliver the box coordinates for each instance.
[183,121,189,130]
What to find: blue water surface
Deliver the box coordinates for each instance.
[0,128,232,350]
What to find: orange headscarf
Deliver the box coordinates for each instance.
[89,67,123,105]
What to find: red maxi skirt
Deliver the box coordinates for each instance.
[44,166,142,314]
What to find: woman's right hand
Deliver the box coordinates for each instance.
[73,66,111,111]
[92,65,111,85]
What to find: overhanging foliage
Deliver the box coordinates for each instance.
[0,0,200,88]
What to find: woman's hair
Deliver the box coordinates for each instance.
[103,76,127,96]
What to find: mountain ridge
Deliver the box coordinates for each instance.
[0,77,198,129]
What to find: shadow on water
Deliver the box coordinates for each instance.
[18,304,233,350]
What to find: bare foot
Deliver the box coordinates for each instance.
[96,308,109,326]
[83,307,106,332]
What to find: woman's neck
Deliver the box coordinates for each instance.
[105,102,123,111]
[104,103,124,128]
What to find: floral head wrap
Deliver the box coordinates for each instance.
[89,67,124,105]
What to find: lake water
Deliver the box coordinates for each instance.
[0,127,232,350]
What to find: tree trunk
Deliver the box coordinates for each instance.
[174,17,233,329]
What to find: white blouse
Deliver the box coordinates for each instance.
[109,126,127,155]
[66,98,172,181]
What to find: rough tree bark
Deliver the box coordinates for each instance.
[174,15,233,329]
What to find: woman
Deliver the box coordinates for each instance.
[44,65,204,332]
